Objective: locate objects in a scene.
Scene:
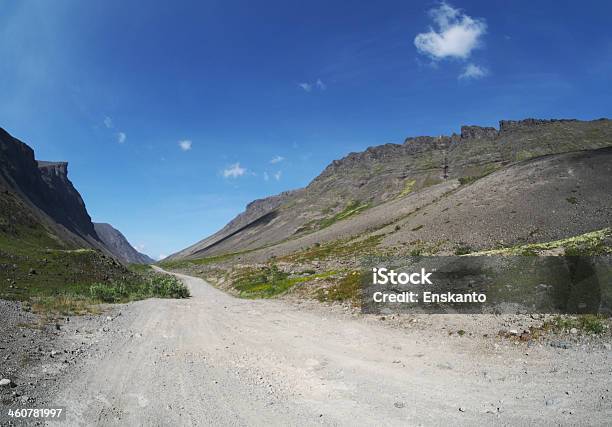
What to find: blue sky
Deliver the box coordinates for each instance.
[1,1,611,259]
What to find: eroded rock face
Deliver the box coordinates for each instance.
[0,128,100,245]
[37,161,99,242]
[498,118,578,133]
[460,126,498,140]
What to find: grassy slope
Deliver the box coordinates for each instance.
[0,190,189,312]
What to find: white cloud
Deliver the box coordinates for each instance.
[103,116,113,128]
[157,254,167,261]
[117,132,127,143]
[298,82,312,92]
[270,155,284,164]
[263,171,269,181]
[178,140,192,151]
[274,171,282,181]
[136,243,146,251]
[298,78,326,92]
[459,63,488,80]
[223,163,246,178]
[414,2,486,60]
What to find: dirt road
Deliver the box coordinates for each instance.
[52,268,611,426]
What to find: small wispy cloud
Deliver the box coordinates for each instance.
[414,2,486,60]
[270,155,284,164]
[263,171,269,181]
[103,116,113,129]
[298,78,326,92]
[117,132,127,143]
[459,63,488,80]
[178,140,192,151]
[223,163,246,178]
[274,171,282,181]
[298,82,312,92]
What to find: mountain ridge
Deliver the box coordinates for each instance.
[167,117,612,261]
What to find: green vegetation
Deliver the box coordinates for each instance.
[398,179,416,197]
[472,228,612,256]
[159,250,254,270]
[454,244,473,255]
[231,265,338,298]
[566,196,578,204]
[278,235,384,263]
[127,263,153,274]
[316,271,362,304]
[458,164,499,186]
[89,274,189,302]
[543,315,607,335]
[2,262,189,315]
[318,200,370,229]
[0,207,189,313]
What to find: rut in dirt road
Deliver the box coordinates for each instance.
[51,268,612,426]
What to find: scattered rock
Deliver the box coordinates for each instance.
[550,341,571,349]
[0,378,12,387]
[459,407,466,412]
[394,402,405,409]
[570,328,578,335]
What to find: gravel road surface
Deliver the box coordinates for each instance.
[49,268,611,426]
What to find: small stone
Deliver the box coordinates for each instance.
[570,328,578,334]
[394,402,405,409]
[508,329,519,336]
[550,341,571,349]
[603,343,611,350]
[459,407,466,412]
[0,378,11,387]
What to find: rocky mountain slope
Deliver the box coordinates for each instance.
[168,118,612,261]
[0,128,105,251]
[0,127,144,300]
[94,223,154,264]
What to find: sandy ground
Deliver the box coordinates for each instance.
[35,268,611,426]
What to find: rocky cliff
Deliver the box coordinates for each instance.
[94,223,154,264]
[0,128,105,250]
[0,127,140,262]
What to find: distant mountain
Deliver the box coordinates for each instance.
[168,118,612,261]
[94,223,154,264]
